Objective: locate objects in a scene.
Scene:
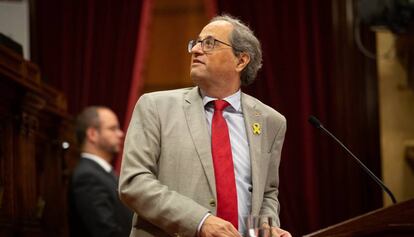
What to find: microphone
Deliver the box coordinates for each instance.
[308,115,397,204]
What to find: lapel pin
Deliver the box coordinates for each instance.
[252,122,261,135]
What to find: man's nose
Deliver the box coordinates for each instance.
[190,42,203,54]
[118,129,124,138]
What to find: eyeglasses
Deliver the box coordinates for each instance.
[188,36,232,53]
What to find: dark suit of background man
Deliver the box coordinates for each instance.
[69,106,132,237]
[119,14,292,237]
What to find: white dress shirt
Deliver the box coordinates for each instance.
[201,90,252,234]
[81,152,113,173]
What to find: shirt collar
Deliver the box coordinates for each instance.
[201,89,242,112]
[81,152,113,173]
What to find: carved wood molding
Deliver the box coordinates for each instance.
[19,112,38,137]
[1,37,72,237]
[18,92,47,137]
[0,44,67,114]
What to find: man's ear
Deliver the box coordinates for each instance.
[235,53,250,73]
[86,127,99,143]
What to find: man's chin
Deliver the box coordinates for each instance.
[107,147,120,156]
[190,73,207,86]
[190,68,206,77]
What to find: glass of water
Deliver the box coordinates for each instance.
[245,215,275,237]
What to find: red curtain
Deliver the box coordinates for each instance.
[115,0,154,173]
[31,0,147,128]
[215,0,382,236]
[32,0,153,173]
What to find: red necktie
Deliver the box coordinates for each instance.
[211,100,238,229]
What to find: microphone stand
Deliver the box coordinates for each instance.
[308,116,397,204]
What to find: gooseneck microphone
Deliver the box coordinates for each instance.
[308,115,397,204]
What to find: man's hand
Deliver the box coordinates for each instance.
[199,215,241,237]
[259,223,292,237]
[271,226,292,237]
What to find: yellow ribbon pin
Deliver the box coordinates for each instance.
[252,123,261,135]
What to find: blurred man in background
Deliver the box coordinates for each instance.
[69,106,132,237]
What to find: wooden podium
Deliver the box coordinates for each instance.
[303,199,414,237]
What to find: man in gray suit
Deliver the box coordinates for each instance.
[119,15,291,237]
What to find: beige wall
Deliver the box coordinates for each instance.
[0,0,30,59]
[376,31,414,206]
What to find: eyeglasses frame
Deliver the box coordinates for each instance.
[188,36,232,53]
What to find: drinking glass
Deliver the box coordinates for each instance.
[245,215,275,237]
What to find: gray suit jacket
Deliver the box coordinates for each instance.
[119,87,286,237]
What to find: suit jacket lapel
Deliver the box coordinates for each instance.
[241,93,264,214]
[183,87,216,198]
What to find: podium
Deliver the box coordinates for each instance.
[303,199,414,237]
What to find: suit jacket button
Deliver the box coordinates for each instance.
[209,199,216,207]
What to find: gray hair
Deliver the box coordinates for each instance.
[210,14,262,86]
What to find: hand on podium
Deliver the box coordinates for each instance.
[200,215,241,237]
[270,226,292,237]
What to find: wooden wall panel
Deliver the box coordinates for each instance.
[143,0,208,93]
[0,45,75,237]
